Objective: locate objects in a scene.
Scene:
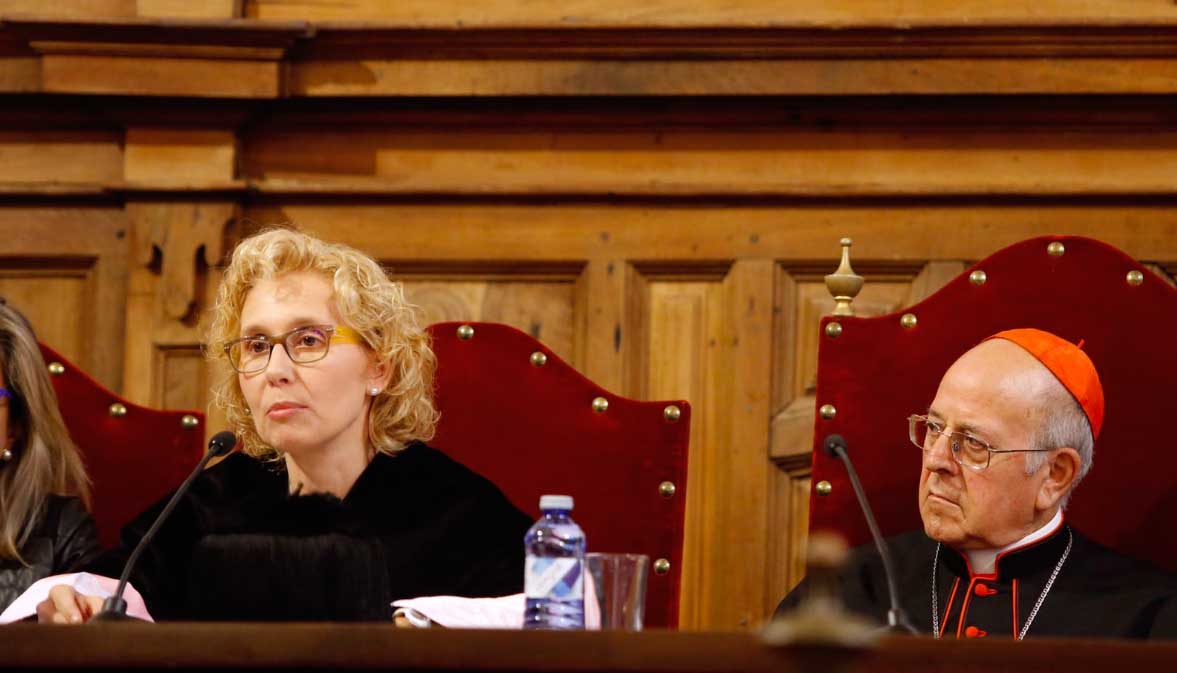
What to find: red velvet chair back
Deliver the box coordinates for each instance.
[427,322,691,628]
[38,343,206,547]
[808,236,1177,571]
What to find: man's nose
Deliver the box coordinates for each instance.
[923,432,958,472]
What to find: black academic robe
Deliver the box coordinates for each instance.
[86,442,533,621]
[776,525,1177,639]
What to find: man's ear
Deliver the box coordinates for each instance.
[1037,447,1081,511]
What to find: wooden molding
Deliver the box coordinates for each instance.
[5,17,1177,96]
[301,23,1177,59]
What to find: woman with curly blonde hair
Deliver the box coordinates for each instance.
[36,228,530,623]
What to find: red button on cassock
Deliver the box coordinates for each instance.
[964,626,988,638]
[973,583,998,597]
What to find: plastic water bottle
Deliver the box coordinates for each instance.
[523,494,586,629]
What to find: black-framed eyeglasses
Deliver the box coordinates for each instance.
[908,414,1051,471]
[223,325,365,374]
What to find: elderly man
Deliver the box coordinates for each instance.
[776,328,1177,639]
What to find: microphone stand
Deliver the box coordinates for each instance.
[824,434,917,634]
[90,431,237,622]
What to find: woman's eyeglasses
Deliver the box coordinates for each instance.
[223,325,365,374]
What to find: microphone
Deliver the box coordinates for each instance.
[823,434,916,634]
[90,430,237,622]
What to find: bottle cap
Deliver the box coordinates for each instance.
[539,494,573,511]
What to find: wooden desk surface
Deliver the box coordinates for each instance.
[1,624,1176,672]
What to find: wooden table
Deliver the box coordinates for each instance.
[2,624,1175,672]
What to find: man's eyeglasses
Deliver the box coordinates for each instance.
[224,325,365,374]
[907,414,1051,471]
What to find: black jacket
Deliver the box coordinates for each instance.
[0,495,99,611]
[777,526,1177,639]
[85,442,533,621]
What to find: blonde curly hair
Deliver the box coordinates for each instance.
[206,228,438,459]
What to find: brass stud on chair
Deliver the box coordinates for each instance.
[109,403,127,418]
[456,324,474,340]
[181,414,199,430]
[1127,270,1144,286]
[819,404,836,420]
[663,405,681,422]
[47,362,65,376]
[969,270,987,286]
[900,313,918,329]
[529,351,548,367]
[591,396,609,413]
[653,558,671,575]
[824,322,843,339]
[1047,241,1066,257]
[815,480,833,496]
[659,481,677,498]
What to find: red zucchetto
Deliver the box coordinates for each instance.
[985,328,1105,441]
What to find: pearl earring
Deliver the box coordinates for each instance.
[1,448,12,462]
[369,387,381,397]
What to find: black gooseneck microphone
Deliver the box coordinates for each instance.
[90,430,237,622]
[823,434,917,634]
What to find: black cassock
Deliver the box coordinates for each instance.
[87,442,532,621]
[776,524,1177,639]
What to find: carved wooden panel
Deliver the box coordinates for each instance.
[0,211,128,391]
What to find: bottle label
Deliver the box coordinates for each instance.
[525,556,582,600]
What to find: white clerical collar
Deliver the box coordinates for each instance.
[965,509,1063,575]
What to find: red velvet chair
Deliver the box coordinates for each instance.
[427,322,691,629]
[807,235,1177,572]
[37,343,206,548]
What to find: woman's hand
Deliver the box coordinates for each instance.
[36,585,104,624]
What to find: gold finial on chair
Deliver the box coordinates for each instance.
[824,238,864,317]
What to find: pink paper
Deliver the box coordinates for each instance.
[0,572,154,623]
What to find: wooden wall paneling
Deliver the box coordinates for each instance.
[575,259,631,395]
[0,1,135,19]
[242,204,1177,262]
[246,127,1177,197]
[0,130,122,185]
[0,211,128,391]
[290,58,1177,98]
[397,271,580,366]
[39,55,281,99]
[641,259,775,630]
[714,259,775,629]
[642,269,725,630]
[136,0,241,19]
[124,128,239,188]
[245,0,1177,23]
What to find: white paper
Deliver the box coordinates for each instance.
[391,593,525,629]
